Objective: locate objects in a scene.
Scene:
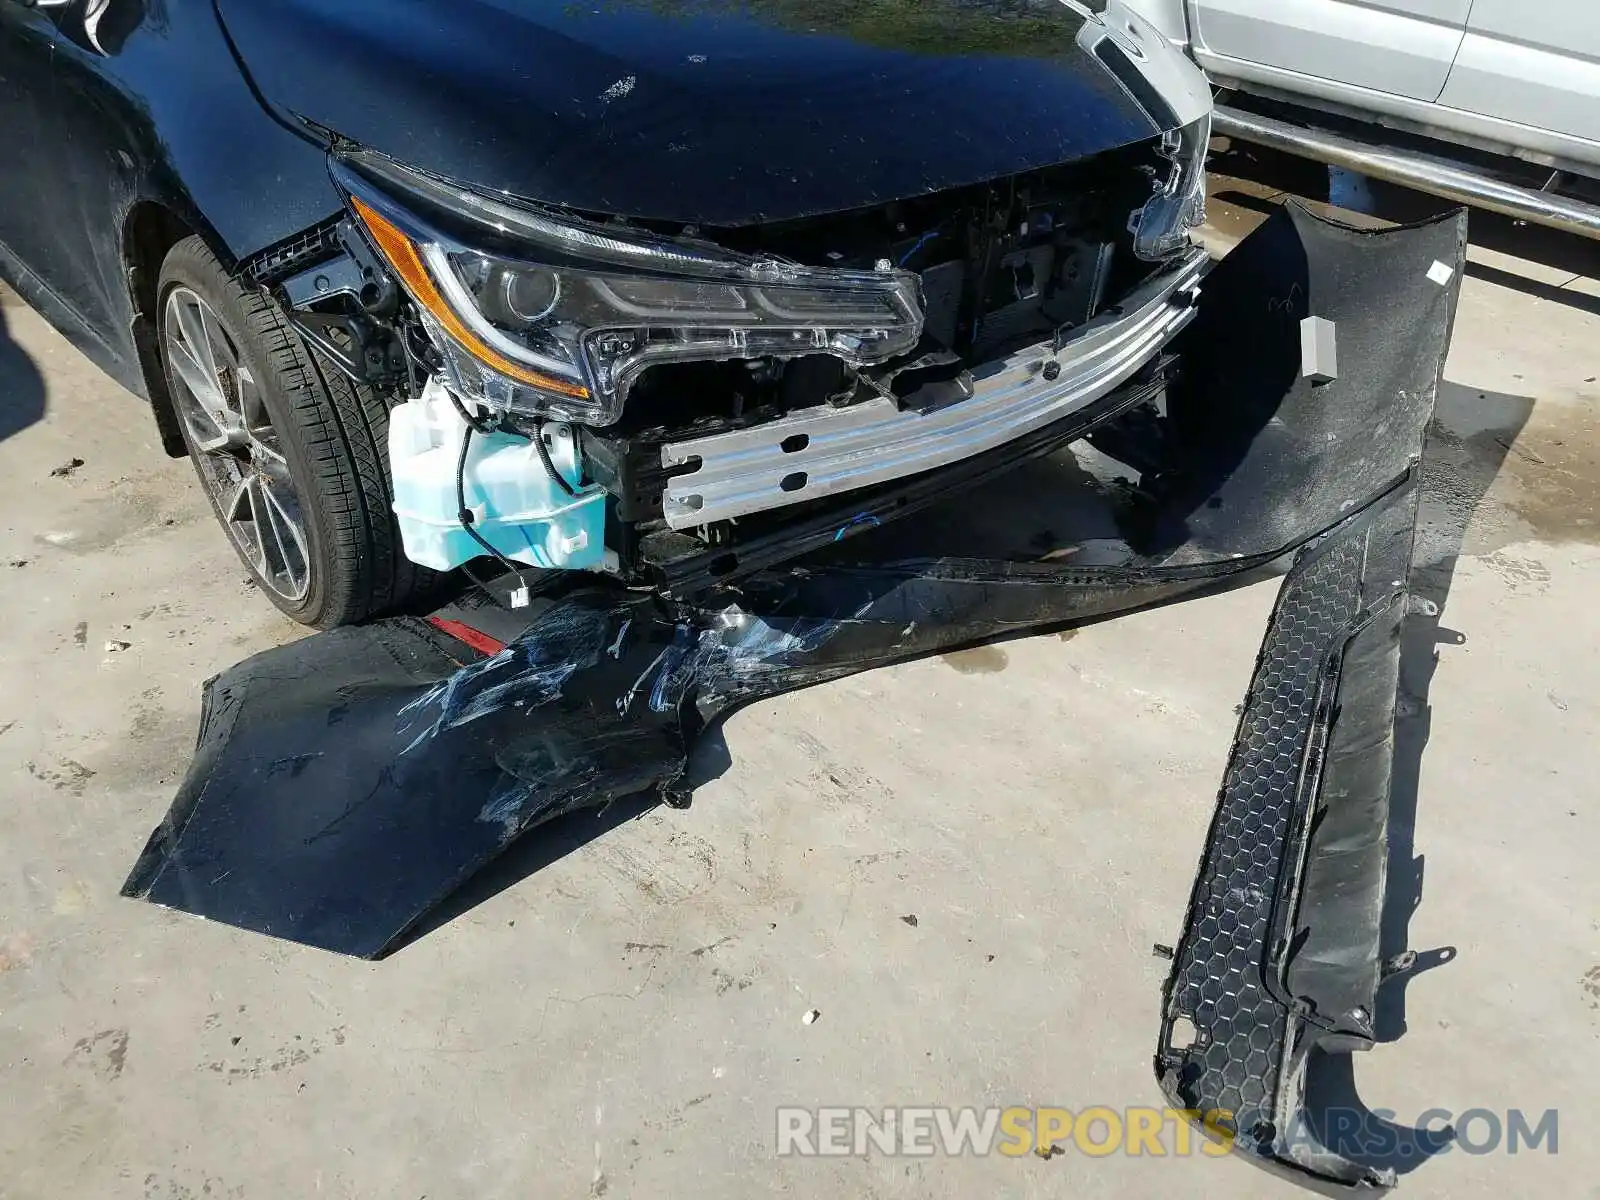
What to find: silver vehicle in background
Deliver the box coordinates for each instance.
[1124,0,1600,237]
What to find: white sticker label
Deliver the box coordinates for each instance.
[510,585,530,609]
[1427,261,1455,286]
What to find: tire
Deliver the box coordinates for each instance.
[157,235,434,628]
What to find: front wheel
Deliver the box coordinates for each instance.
[157,235,433,627]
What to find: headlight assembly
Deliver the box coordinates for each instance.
[332,152,925,426]
[1131,113,1210,262]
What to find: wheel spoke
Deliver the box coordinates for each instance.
[251,439,288,472]
[168,332,224,411]
[173,296,219,387]
[239,367,287,466]
[166,288,249,451]
[223,473,251,523]
[223,475,265,574]
[200,308,248,433]
[259,477,309,597]
[260,490,292,587]
[241,476,270,575]
[237,365,267,435]
[200,303,233,369]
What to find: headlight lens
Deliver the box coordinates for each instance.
[333,152,925,426]
[1131,113,1210,261]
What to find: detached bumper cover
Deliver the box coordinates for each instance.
[659,249,1207,528]
[1157,483,1419,1189]
[1153,204,1465,1188]
[124,196,1465,1200]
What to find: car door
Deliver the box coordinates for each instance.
[0,0,66,290]
[0,0,143,352]
[28,0,154,346]
[1187,0,1472,103]
[1435,0,1600,162]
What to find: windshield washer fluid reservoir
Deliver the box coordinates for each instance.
[389,380,607,572]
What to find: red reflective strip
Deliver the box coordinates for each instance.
[427,616,507,657]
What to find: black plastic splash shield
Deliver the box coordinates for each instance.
[1155,480,1420,1189]
[1151,204,1469,1186]
[122,202,1466,970]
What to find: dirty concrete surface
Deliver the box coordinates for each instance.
[1,160,1597,1198]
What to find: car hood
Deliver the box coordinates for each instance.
[217,0,1167,226]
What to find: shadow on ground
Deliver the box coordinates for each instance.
[0,297,46,444]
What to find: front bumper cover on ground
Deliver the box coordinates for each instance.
[124,204,1466,1190]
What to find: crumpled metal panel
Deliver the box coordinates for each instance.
[123,203,1466,982]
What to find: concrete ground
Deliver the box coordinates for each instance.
[1,162,1597,1199]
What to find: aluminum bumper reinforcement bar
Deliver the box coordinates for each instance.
[660,248,1207,528]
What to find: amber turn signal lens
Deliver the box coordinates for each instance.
[349,196,590,400]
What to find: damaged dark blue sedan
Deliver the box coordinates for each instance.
[1,0,1466,1190]
[3,0,1217,623]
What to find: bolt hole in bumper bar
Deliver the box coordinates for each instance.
[126,206,1465,1194]
[660,249,1208,529]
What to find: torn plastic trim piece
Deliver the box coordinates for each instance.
[659,247,1206,529]
[276,220,413,387]
[115,470,1413,963]
[239,214,345,287]
[1146,204,1468,1187]
[1155,480,1420,1189]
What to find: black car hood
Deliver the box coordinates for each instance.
[217,0,1165,226]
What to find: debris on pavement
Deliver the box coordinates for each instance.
[801,1009,821,1026]
[104,639,131,653]
[49,457,85,477]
